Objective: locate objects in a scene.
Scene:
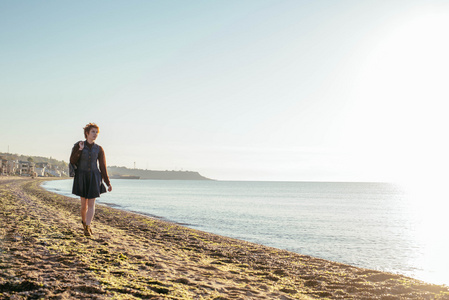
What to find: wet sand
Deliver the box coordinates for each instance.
[1,177,448,299]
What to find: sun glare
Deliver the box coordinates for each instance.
[365,10,449,101]
[345,8,449,185]
[402,182,449,284]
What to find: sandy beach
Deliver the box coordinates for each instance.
[1,177,448,299]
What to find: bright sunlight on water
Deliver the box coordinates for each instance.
[398,181,449,285]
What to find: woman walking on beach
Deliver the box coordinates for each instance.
[70,123,112,237]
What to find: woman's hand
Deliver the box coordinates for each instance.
[79,141,84,150]
[108,185,112,192]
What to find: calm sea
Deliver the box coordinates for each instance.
[43,179,449,285]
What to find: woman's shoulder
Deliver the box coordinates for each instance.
[95,144,105,157]
[72,140,83,149]
[92,143,103,151]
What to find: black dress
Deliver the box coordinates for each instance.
[72,142,106,198]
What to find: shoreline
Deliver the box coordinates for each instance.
[44,178,440,285]
[1,177,448,299]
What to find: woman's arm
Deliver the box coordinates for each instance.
[98,146,112,190]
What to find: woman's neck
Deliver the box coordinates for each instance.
[86,139,95,145]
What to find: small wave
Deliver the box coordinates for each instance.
[98,201,122,208]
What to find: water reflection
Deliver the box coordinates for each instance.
[401,182,449,285]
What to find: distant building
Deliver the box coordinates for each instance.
[35,167,45,177]
[35,162,48,177]
[18,161,35,176]
[35,162,49,169]
[19,161,29,175]
[45,169,62,177]
[0,157,7,175]
[7,160,19,175]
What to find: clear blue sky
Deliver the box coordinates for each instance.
[1,0,448,182]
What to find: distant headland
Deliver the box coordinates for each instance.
[108,166,212,181]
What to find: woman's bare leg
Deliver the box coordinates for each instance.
[80,197,88,224]
[86,198,96,226]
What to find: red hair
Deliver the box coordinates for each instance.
[83,123,100,138]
